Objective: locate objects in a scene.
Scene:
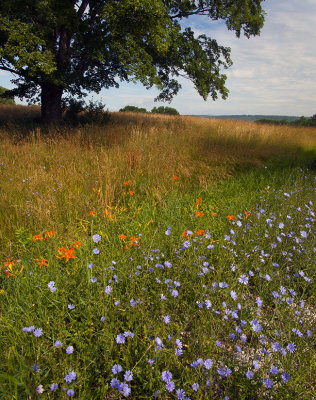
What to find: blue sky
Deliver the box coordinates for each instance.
[1,0,315,116]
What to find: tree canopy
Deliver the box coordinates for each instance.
[0,0,265,123]
[151,106,179,115]
[119,105,148,113]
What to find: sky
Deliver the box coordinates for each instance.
[1,0,315,116]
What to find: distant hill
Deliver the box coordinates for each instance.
[193,115,300,122]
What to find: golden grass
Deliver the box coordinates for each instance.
[0,105,315,249]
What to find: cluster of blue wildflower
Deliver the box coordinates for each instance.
[11,180,316,398]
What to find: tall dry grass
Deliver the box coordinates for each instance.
[0,105,315,251]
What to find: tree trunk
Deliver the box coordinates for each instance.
[41,82,63,124]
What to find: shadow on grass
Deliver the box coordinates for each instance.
[193,134,316,174]
[0,104,112,141]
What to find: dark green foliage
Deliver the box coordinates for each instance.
[0,1,265,123]
[119,105,148,113]
[0,86,15,104]
[63,98,86,123]
[151,105,179,115]
[256,115,316,127]
[256,118,289,126]
[80,99,110,125]
[310,113,316,124]
[63,98,109,125]
[293,115,316,127]
[196,115,302,122]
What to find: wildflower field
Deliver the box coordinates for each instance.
[0,106,315,399]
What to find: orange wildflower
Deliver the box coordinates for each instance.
[195,211,204,217]
[89,211,96,216]
[123,181,130,186]
[3,260,15,267]
[104,210,114,219]
[46,230,56,238]
[33,234,43,242]
[127,236,139,246]
[195,197,202,206]
[211,212,217,216]
[35,258,48,268]
[119,234,127,240]
[73,241,82,248]
[173,176,179,180]
[62,249,76,262]
[181,230,192,238]
[2,260,23,277]
[197,229,206,236]
[57,247,66,254]
[4,271,15,277]
[145,218,152,227]
[227,215,235,221]
[57,247,77,262]
[128,190,134,196]
[245,211,251,218]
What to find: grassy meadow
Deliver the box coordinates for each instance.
[0,105,315,399]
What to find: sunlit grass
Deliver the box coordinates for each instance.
[0,106,315,254]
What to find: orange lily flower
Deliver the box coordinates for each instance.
[46,230,56,238]
[181,230,191,237]
[89,211,96,216]
[57,247,77,262]
[128,190,134,196]
[127,236,139,246]
[3,260,15,267]
[119,234,127,240]
[227,215,235,221]
[173,175,179,180]
[104,210,114,219]
[33,234,43,242]
[2,261,24,277]
[123,181,130,185]
[35,258,48,268]
[197,229,206,236]
[62,249,76,262]
[211,212,217,216]
[195,211,204,217]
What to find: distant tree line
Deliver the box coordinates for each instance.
[0,86,15,105]
[256,114,316,127]
[119,105,179,115]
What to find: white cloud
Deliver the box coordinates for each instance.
[100,0,316,116]
[230,69,255,79]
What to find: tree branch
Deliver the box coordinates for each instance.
[77,0,89,19]
[0,64,20,75]
[170,7,212,19]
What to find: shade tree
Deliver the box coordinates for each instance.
[0,1,265,124]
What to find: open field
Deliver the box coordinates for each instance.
[0,105,315,399]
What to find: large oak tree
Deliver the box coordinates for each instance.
[0,1,265,124]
